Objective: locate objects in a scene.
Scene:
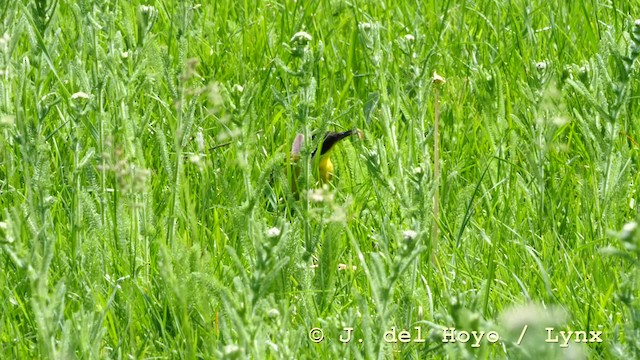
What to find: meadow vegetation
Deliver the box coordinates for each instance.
[1,0,640,358]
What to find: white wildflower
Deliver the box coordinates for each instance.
[308,189,325,202]
[232,84,244,93]
[338,264,357,271]
[266,227,281,238]
[290,31,312,43]
[432,71,446,84]
[189,154,201,165]
[223,344,241,356]
[267,309,280,318]
[140,5,156,14]
[71,92,91,100]
[402,230,418,240]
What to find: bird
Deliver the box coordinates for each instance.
[287,129,362,196]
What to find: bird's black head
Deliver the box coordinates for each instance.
[312,130,357,157]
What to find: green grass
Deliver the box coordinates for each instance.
[2,0,640,358]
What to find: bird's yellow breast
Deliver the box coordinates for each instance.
[318,155,334,183]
